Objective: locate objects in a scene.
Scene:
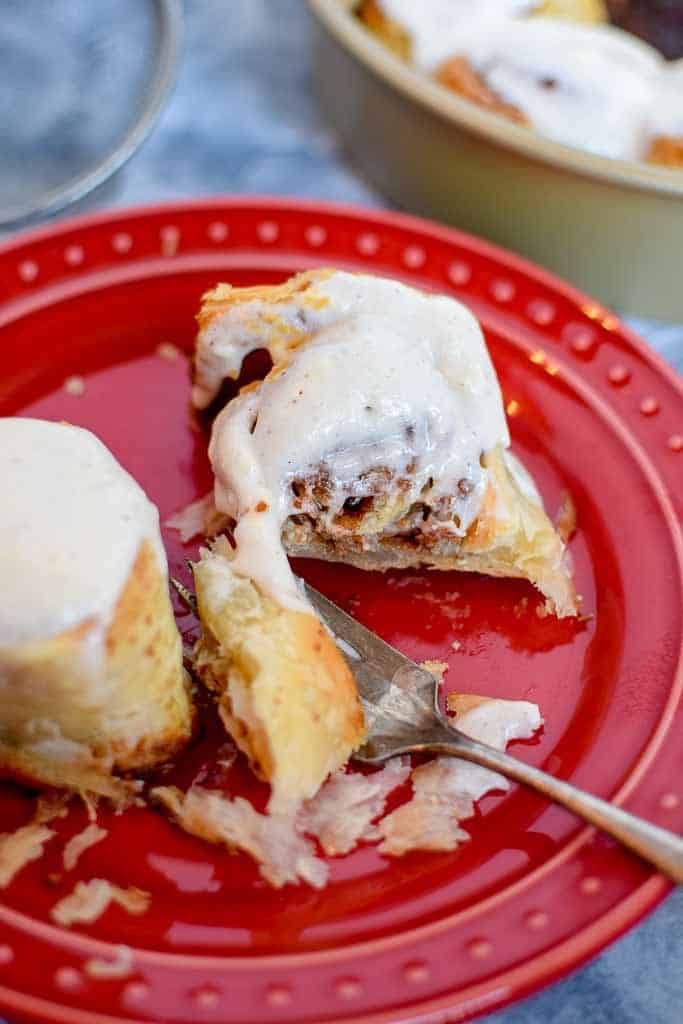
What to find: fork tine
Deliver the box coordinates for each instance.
[171,576,197,615]
[303,581,420,679]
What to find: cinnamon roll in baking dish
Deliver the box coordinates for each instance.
[358,0,680,166]
[0,419,194,800]
[187,270,577,807]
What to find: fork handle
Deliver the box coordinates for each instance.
[419,726,683,884]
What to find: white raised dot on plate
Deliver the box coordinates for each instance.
[207,221,229,243]
[0,945,13,965]
[54,967,83,992]
[403,961,430,983]
[265,985,292,1008]
[467,939,492,960]
[660,793,680,810]
[18,259,38,282]
[112,232,132,254]
[334,977,363,999]
[63,375,86,396]
[491,279,515,303]
[668,434,683,453]
[527,298,556,325]
[64,244,84,266]
[356,232,379,255]
[564,323,596,355]
[160,225,180,256]
[192,986,220,1009]
[305,224,327,247]
[124,981,149,1003]
[580,876,602,894]
[257,221,279,243]
[640,396,660,417]
[448,260,471,286]
[608,364,630,387]
[402,245,425,269]
[525,910,549,931]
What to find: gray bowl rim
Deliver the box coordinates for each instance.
[308,0,683,199]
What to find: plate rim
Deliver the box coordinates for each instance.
[0,196,681,1024]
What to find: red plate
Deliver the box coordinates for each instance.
[0,199,681,1024]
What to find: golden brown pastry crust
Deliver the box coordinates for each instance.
[0,542,194,799]
[357,0,412,60]
[646,136,683,168]
[192,544,365,809]
[534,0,606,21]
[435,57,530,125]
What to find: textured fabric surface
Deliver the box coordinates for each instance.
[0,2,681,1022]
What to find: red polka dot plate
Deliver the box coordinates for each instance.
[0,199,681,1024]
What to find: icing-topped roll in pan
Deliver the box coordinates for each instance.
[188,270,577,807]
[358,0,680,166]
[0,418,194,801]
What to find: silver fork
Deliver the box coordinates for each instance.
[171,576,683,883]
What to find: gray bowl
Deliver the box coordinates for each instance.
[309,0,683,320]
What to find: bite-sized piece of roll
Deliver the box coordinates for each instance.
[193,269,577,619]
[358,0,607,72]
[646,61,683,168]
[0,419,194,801]
[192,539,365,811]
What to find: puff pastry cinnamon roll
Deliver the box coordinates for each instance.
[359,2,665,163]
[188,270,576,804]
[0,419,194,801]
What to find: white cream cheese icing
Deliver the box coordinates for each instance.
[375,3,665,161]
[196,271,510,611]
[648,60,683,141]
[442,20,661,160]
[0,418,165,646]
[379,0,539,71]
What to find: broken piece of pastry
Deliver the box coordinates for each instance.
[192,537,365,810]
[0,418,194,801]
[185,269,576,806]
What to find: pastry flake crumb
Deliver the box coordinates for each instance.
[84,944,133,980]
[63,824,108,871]
[166,492,226,542]
[156,342,181,361]
[555,490,578,542]
[451,639,462,652]
[63,375,86,396]
[379,697,542,857]
[34,792,71,824]
[298,759,410,855]
[151,785,327,889]
[420,659,449,684]
[50,879,150,927]
[0,824,55,888]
